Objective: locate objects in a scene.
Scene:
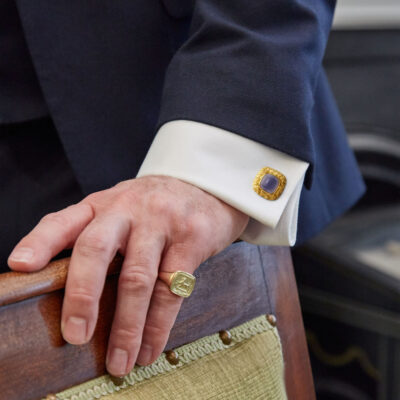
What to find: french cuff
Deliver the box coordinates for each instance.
[137,120,309,246]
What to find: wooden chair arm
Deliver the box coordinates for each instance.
[0,246,314,400]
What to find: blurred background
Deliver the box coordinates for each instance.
[292,1,400,399]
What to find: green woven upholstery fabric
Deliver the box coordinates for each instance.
[51,315,287,400]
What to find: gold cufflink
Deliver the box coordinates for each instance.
[253,167,286,201]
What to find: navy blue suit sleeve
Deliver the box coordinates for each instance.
[158,0,336,175]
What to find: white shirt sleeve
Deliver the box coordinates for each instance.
[137,120,309,246]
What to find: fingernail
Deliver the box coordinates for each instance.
[110,375,125,386]
[137,344,153,366]
[9,247,34,263]
[62,316,87,344]
[107,348,129,377]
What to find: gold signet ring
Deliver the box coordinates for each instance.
[158,271,196,298]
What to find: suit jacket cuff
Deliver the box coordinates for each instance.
[137,120,309,246]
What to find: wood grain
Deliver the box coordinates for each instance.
[259,246,316,400]
[0,255,123,307]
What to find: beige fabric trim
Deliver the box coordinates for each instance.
[49,315,286,400]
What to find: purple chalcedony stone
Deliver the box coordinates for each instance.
[260,174,279,194]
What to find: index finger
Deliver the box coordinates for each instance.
[61,213,130,345]
[7,203,94,271]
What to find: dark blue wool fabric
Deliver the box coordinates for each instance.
[7,0,364,245]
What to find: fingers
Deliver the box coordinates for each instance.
[135,244,199,367]
[7,176,239,379]
[135,281,183,366]
[8,203,94,271]
[61,213,130,345]
[106,229,165,376]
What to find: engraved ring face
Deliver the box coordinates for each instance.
[169,271,196,298]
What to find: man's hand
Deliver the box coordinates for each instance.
[7,176,248,376]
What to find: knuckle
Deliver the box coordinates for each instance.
[41,212,71,229]
[119,268,155,292]
[184,214,209,240]
[76,229,110,256]
[125,249,155,269]
[76,202,95,218]
[144,323,169,339]
[68,288,98,308]
[112,327,142,347]
[84,192,99,204]
[148,194,176,217]
[116,189,138,206]
[141,326,169,351]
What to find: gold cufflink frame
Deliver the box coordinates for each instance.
[253,167,287,201]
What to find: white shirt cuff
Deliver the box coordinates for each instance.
[137,120,309,246]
